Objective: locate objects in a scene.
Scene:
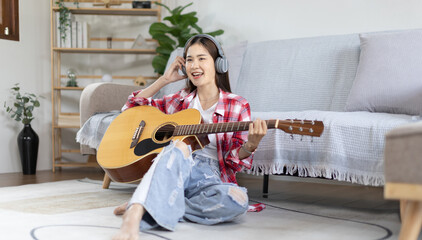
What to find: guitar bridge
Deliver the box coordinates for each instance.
[130,120,146,149]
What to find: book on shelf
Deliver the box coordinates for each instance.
[55,12,61,47]
[56,12,72,48]
[71,21,78,48]
[82,22,90,48]
[77,21,83,48]
[65,13,73,48]
[56,12,90,48]
[72,20,89,48]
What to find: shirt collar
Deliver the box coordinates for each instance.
[184,88,228,117]
[182,89,197,109]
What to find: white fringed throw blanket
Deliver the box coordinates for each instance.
[76,111,120,150]
[76,110,415,186]
[248,110,414,186]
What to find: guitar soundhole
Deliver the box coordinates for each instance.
[155,124,175,142]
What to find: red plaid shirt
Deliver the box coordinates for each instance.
[122,88,254,184]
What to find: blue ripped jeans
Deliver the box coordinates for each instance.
[128,142,249,231]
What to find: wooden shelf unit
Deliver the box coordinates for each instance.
[56,113,80,128]
[52,7,160,16]
[52,47,156,54]
[54,160,99,168]
[50,0,161,170]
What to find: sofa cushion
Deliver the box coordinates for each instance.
[155,41,248,98]
[224,40,248,91]
[236,34,360,112]
[345,29,422,115]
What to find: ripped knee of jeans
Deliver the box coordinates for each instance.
[228,186,248,207]
[174,140,190,159]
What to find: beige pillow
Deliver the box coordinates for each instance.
[345,29,422,115]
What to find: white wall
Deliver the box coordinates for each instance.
[169,0,422,46]
[0,0,51,173]
[0,0,421,173]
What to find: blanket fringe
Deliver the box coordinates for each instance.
[75,131,99,150]
[245,163,384,186]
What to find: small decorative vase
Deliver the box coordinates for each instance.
[17,124,39,175]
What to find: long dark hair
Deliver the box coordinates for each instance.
[183,36,231,93]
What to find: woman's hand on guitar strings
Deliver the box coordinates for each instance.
[246,119,268,152]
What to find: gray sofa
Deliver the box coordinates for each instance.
[79,28,422,187]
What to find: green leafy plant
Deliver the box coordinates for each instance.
[149,2,224,75]
[4,84,41,125]
[56,0,71,42]
[56,0,79,42]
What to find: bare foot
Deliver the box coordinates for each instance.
[112,204,145,240]
[114,202,128,216]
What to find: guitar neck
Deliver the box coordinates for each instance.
[174,120,278,136]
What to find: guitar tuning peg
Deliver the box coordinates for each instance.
[290,134,294,140]
[301,120,304,124]
[311,136,314,142]
[300,135,303,141]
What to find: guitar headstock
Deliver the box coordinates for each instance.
[276,119,324,137]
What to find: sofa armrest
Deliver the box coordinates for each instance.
[80,82,141,127]
[384,121,422,185]
[79,83,141,155]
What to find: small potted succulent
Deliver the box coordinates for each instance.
[4,83,41,175]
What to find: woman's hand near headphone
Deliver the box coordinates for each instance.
[135,56,187,98]
[161,56,187,85]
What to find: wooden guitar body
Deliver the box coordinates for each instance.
[97,106,208,183]
[97,105,324,184]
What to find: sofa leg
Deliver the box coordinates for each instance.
[400,200,407,222]
[263,174,269,198]
[399,200,422,240]
[102,174,111,189]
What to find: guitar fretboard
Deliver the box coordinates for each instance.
[174,120,278,136]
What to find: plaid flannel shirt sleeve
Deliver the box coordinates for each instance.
[223,101,253,172]
[122,89,185,114]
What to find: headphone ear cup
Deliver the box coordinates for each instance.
[215,57,229,73]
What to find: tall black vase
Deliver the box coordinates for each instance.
[17,124,39,175]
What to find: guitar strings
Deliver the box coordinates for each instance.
[154,121,316,132]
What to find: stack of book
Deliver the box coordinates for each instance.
[56,13,90,48]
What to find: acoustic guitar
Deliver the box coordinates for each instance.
[97,105,324,183]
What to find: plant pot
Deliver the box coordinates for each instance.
[17,124,39,175]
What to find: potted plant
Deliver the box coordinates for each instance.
[4,83,41,175]
[149,2,224,75]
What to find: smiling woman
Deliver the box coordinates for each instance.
[0,0,19,41]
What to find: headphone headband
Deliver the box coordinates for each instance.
[183,34,225,59]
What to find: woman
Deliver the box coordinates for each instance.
[113,34,267,240]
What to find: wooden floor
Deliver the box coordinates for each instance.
[0,168,105,188]
[0,166,401,228]
[0,168,399,212]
